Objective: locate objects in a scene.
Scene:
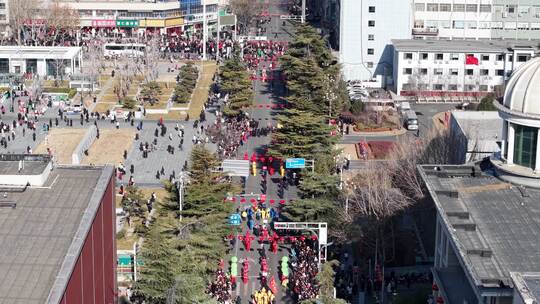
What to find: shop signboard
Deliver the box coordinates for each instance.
[92,19,115,28]
[116,20,139,27]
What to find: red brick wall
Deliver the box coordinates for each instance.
[61,175,116,304]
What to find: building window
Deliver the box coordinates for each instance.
[453,21,465,29]
[513,124,538,169]
[367,48,374,55]
[420,53,428,60]
[419,68,428,75]
[479,85,488,91]
[508,55,514,62]
[450,53,460,61]
[435,53,444,60]
[434,68,443,75]
[481,55,490,61]
[480,69,489,76]
[404,53,413,60]
[496,54,504,61]
[448,84,458,91]
[368,20,375,27]
[368,34,374,41]
[367,62,374,68]
[496,69,505,76]
[369,6,375,13]
[0,3,5,9]
[466,4,478,12]
[440,4,451,12]
[518,55,530,62]
[433,84,443,90]
[453,4,465,12]
[466,69,474,76]
[507,5,516,14]
[427,4,439,11]
[403,68,412,75]
[480,4,492,13]
[415,3,425,12]
[465,84,476,91]
[450,69,458,76]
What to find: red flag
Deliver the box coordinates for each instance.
[269,276,277,294]
[466,55,479,65]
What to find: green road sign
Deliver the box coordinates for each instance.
[116,20,139,27]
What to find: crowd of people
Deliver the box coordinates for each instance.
[207,267,233,303]
[242,41,287,71]
[289,240,320,301]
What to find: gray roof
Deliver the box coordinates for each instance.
[0,165,113,304]
[419,165,540,289]
[452,111,502,141]
[392,39,540,53]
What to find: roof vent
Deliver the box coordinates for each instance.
[0,201,16,208]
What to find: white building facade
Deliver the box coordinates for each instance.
[392,39,539,98]
[413,0,540,40]
[0,46,83,78]
[339,0,412,85]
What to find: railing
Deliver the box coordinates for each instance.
[412,28,439,36]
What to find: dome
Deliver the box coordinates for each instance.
[503,56,540,116]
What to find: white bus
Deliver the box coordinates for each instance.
[103,43,146,59]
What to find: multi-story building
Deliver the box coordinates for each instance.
[419,58,540,304]
[0,155,116,304]
[0,0,7,30]
[413,0,540,40]
[59,0,218,35]
[339,0,412,85]
[392,39,540,98]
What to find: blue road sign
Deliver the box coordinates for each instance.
[229,213,241,226]
[285,158,306,169]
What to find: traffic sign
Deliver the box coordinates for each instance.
[229,213,241,226]
[285,158,306,169]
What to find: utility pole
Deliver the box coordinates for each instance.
[177,173,186,221]
[301,0,306,24]
[202,1,207,60]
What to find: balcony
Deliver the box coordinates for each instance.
[412,27,439,36]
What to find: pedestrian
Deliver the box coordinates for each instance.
[32,132,36,142]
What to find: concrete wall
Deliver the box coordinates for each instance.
[72,125,97,165]
[61,175,116,304]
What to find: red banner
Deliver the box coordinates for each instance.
[466,54,479,65]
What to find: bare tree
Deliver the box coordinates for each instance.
[386,127,454,200]
[82,40,105,95]
[9,0,42,45]
[228,0,263,35]
[44,0,80,46]
[144,36,161,83]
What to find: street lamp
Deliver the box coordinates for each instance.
[175,171,190,222]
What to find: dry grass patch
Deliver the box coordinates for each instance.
[188,61,217,118]
[35,128,87,164]
[146,110,187,121]
[82,129,135,165]
[94,102,115,113]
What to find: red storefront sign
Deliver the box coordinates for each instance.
[23,19,47,26]
[92,20,115,28]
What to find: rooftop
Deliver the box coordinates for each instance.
[452,110,502,141]
[511,272,540,303]
[392,39,540,53]
[0,164,113,304]
[419,164,540,289]
[0,46,81,59]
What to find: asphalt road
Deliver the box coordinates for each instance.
[226,1,298,303]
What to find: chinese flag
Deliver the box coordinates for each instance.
[466,55,479,65]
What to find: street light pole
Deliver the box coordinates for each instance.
[301,0,306,24]
[202,1,207,61]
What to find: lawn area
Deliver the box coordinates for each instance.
[188,61,217,118]
[35,128,87,164]
[146,110,187,120]
[144,82,174,109]
[94,102,115,113]
[82,129,135,165]
[116,223,139,250]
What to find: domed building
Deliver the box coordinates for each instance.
[493,56,540,188]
